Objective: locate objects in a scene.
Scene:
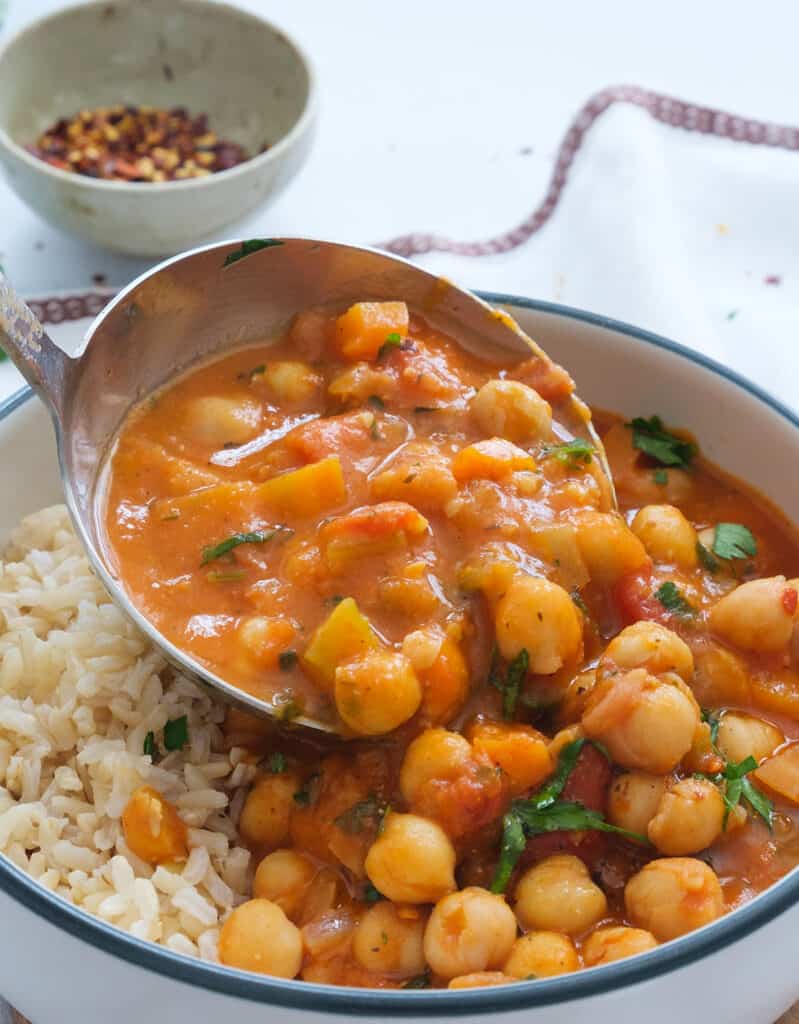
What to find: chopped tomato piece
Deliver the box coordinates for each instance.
[783,587,798,615]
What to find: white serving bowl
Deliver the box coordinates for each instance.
[0,0,315,256]
[0,295,798,1023]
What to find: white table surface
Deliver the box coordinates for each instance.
[2,3,799,1021]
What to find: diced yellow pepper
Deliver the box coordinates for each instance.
[334,301,409,361]
[452,438,536,483]
[301,597,378,689]
[257,456,346,520]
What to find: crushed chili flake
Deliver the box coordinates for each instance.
[26,105,254,182]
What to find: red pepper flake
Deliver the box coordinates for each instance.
[764,274,783,286]
[782,587,797,615]
[26,104,254,182]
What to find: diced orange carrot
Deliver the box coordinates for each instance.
[321,501,428,542]
[452,438,536,483]
[257,456,346,519]
[334,301,409,361]
[286,412,374,463]
[418,636,470,725]
[755,743,799,804]
[121,785,188,864]
[469,720,553,796]
[301,597,378,689]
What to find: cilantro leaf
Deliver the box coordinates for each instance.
[532,739,585,809]
[222,239,283,267]
[267,752,287,774]
[490,811,526,894]
[713,523,757,561]
[540,438,595,469]
[164,715,188,751]
[363,882,384,903]
[377,332,403,360]
[653,469,668,486]
[627,416,696,468]
[143,731,155,757]
[402,970,431,989]
[513,800,648,843]
[293,772,320,806]
[502,649,529,720]
[655,581,694,616]
[740,777,774,830]
[701,708,720,747]
[335,797,382,834]
[696,541,720,574]
[201,530,279,565]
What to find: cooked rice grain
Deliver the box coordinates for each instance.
[0,505,253,959]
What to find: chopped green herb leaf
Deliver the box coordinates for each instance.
[143,731,155,757]
[713,523,757,561]
[490,811,526,894]
[367,395,385,410]
[222,238,283,267]
[0,348,7,363]
[206,568,247,583]
[501,649,529,720]
[402,970,431,989]
[279,650,298,672]
[335,798,381,834]
[164,715,188,751]
[653,469,668,486]
[655,581,694,616]
[740,777,774,830]
[268,752,287,774]
[201,530,279,565]
[626,416,697,469]
[293,772,320,807]
[377,332,403,360]
[541,438,595,469]
[363,882,384,903]
[531,739,585,810]
[696,541,720,573]
[701,708,721,747]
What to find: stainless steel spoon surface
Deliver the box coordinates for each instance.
[0,237,614,734]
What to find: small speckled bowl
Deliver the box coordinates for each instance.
[0,0,316,256]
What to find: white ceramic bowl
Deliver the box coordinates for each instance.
[0,0,316,256]
[1,295,798,1023]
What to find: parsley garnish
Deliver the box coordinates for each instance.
[653,469,668,486]
[490,739,645,893]
[164,715,188,751]
[201,530,279,565]
[363,882,384,903]
[655,581,694,616]
[489,649,529,720]
[627,416,696,468]
[143,731,155,757]
[701,708,721,747]
[541,438,595,468]
[696,712,773,830]
[377,332,403,360]
[713,523,757,561]
[222,238,283,267]
[268,752,287,774]
[402,970,431,989]
[696,542,720,574]
[335,797,383,834]
[279,650,297,672]
[293,772,320,807]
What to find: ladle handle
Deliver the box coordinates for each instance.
[0,270,71,422]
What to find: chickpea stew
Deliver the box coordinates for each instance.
[105,301,799,988]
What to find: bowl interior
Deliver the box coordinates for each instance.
[0,0,311,160]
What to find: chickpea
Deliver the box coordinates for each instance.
[365,813,456,903]
[252,849,316,919]
[121,785,188,865]
[600,621,693,683]
[424,887,518,979]
[625,858,725,941]
[262,361,321,403]
[573,511,649,586]
[514,855,607,935]
[717,711,783,764]
[691,643,751,707]
[582,668,700,773]
[238,615,296,671]
[709,576,796,654]
[399,729,473,807]
[218,898,303,977]
[631,505,698,570]
[353,902,427,977]
[503,931,579,979]
[582,926,657,967]
[647,778,725,855]
[182,395,261,446]
[448,972,515,989]
[607,771,668,837]
[238,772,299,850]
[470,379,552,444]
[494,574,583,674]
[335,651,422,735]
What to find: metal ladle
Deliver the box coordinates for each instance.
[0,238,614,734]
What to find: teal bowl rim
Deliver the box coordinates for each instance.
[0,290,797,1015]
